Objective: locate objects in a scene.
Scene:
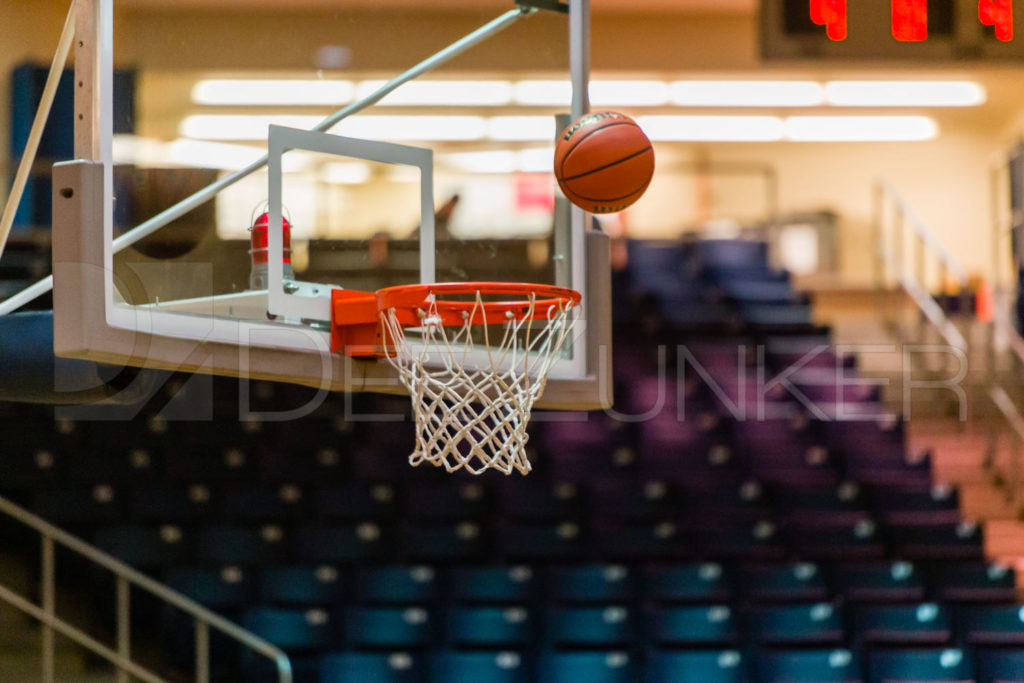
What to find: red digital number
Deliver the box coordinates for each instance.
[980,0,1014,41]
[811,0,848,40]
[813,0,1012,41]
[892,0,928,41]
[810,0,825,23]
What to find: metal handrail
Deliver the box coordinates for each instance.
[988,385,1024,513]
[878,177,1024,517]
[877,245,969,350]
[874,181,971,350]
[0,494,292,683]
[985,277,1024,512]
[877,179,971,283]
[985,143,1024,515]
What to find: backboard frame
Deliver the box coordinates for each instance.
[49,0,612,410]
[266,125,436,324]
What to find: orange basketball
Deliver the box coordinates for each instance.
[553,111,655,214]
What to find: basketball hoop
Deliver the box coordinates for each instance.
[331,282,581,475]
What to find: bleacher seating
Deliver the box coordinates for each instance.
[1,237,1021,682]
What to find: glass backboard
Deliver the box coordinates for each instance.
[51,0,610,409]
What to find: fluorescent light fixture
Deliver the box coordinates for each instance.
[322,161,371,184]
[487,116,557,141]
[518,147,557,173]
[670,81,825,107]
[515,80,670,107]
[173,140,316,172]
[181,115,324,140]
[444,147,555,174]
[168,139,265,170]
[785,115,939,141]
[355,80,513,106]
[191,79,355,106]
[513,80,572,106]
[186,77,986,112]
[387,166,421,183]
[330,115,487,141]
[445,150,519,174]
[111,135,164,165]
[113,135,281,171]
[637,115,785,142]
[824,81,986,107]
[181,114,487,141]
[590,80,670,106]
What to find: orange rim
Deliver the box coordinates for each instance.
[377,282,582,327]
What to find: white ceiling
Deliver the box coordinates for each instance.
[118,0,757,13]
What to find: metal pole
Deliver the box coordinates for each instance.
[0,1,76,264]
[765,168,780,268]
[894,207,904,278]
[0,6,535,316]
[569,0,590,120]
[939,262,948,318]
[987,158,999,371]
[985,420,998,473]
[916,233,925,294]
[116,577,130,683]
[195,620,210,683]
[991,160,1005,297]
[873,183,889,326]
[894,205,906,331]
[915,234,927,336]
[41,536,54,683]
[1013,431,1022,516]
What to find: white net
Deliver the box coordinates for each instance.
[381,289,578,475]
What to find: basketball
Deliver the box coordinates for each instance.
[554,111,655,214]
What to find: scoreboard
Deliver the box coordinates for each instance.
[762,0,1024,60]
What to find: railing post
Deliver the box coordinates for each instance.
[938,262,949,316]
[893,206,903,273]
[41,536,55,683]
[985,419,998,474]
[915,234,928,338]
[915,232,925,294]
[873,183,887,322]
[1012,426,1021,514]
[116,577,130,683]
[894,204,906,331]
[991,160,1005,299]
[196,620,210,683]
